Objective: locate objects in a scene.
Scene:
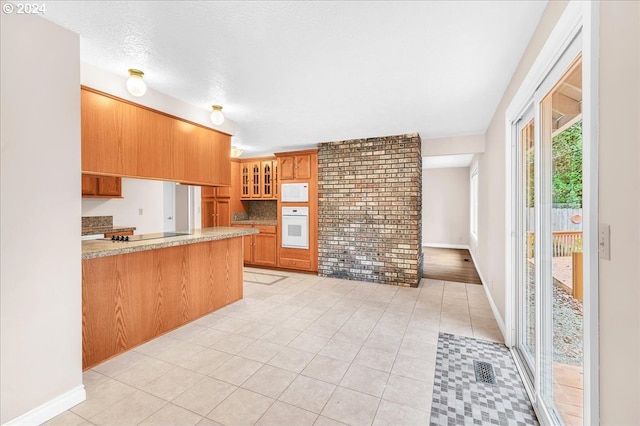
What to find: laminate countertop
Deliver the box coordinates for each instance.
[82,227,258,260]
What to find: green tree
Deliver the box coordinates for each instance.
[552,121,582,208]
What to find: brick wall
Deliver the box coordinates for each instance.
[318,133,422,287]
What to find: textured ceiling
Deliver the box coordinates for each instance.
[41,1,547,156]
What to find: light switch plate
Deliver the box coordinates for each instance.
[599,223,610,260]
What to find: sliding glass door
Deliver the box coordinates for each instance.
[513,35,584,426]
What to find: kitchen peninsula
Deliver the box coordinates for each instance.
[81,227,257,369]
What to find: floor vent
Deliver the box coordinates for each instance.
[473,360,497,385]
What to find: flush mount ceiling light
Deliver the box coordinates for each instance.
[210,105,224,125]
[230,146,243,158]
[126,69,147,97]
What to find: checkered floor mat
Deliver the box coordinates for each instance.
[430,333,538,425]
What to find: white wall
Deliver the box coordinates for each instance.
[422,167,470,247]
[82,178,165,234]
[1,12,84,425]
[421,133,485,157]
[598,1,640,422]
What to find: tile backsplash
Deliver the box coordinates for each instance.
[247,200,277,220]
[82,216,113,228]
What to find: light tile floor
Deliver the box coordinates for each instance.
[45,269,503,426]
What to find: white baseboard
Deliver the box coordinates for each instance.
[422,243,470,250]
[467,249,507,339]
[3,385,86,426]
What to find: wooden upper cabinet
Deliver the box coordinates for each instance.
[81,87,230,186]
[239,158,277,199]
[82,174,122,198]
[278,153,311,180]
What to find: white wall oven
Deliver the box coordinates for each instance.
[281,207,309,249]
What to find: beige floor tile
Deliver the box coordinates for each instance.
[398,337,437,360]
[267,347,315,373]
[155,340,207,365]
[364,324,404,353]
[403,322,439,342]
[209,356,263,386]
[321,386,380,426]
[210,333,256,355]
[192,312,226,328]
[441,299,471,311]
[207,388,275,425]
[280,316,314,332]
[382,374,433,412]
[353,346,396,373]
[82,370,110,390]
[92,350,148,378]
[279,375,337,414]
[260,326,300,345]
[186,328,230,347]
[313,416,348,425]
[293,307,327,322]
[115,358,175,387]
[178,348,233,375]
[211,317,253,333]
[241,365,298,399]
[42,409,87,426]
[71,378,136,419]
[373,399,430,426]
[339,364,390,397]
[141,366,205,401]
[391,354,436,383]
[304,321,343,339]
[440,323,475,338]
[134,335,182,357]
[256,401,318,426]
[139,403,203,425]
[469,307,496,320]
[470,316,500,329]
[235,321,275,339]
[440,312,472,325]
[318,339,362,363]
[237,340,284,363]
[301,355,350,385]
[88,389,165,425]
[172,376,237,416]
[196,417,224,426]
[288,332,330,354]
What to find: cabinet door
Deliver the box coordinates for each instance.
[253,233,277,266]
[241,162,250,198]
[279,156,295,180]
[96,177,121,197]
[295,154,311,179]
[82,175,97,196]
[216,186,231,198]
[261,161,273,198]
[214,198,231,227]
[201,186,216,197]
[250,161,262,198]
[273,160,279,197]
[243,234,253,264]
[201,198,215,228]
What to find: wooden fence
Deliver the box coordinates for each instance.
[527,231,582,258]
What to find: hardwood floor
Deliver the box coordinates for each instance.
[423,247,482,285]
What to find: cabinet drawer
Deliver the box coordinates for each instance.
[279,258,311,270]
[255,225,276,234]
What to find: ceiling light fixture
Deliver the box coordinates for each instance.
[210,105,224,125]
[126,69,147,97]
[230,146,243,158]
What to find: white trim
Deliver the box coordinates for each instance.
[3,385,86,426]
[581,2,600,425]
[422,243,469,250]
[468,248,506,338]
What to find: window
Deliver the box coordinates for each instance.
[470,166,478,241]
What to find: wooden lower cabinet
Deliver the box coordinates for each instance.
[233,224,277,267]
[81,237,243,369]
